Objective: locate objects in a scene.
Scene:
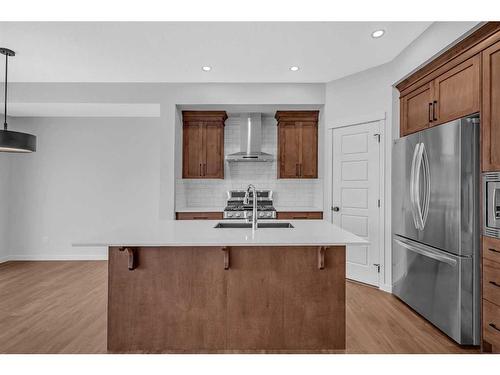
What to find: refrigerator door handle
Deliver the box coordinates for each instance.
[394,237,458,266]
[421,143,431,229]
[414,143,425,230]
[410,143,421,230]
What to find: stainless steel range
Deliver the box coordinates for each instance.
[223,190,276,220]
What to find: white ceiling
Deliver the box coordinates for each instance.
[0,22,432,83]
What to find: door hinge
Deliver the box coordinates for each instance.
[377,199,381,208]
[374,133,381,143]
[373,264,381,273]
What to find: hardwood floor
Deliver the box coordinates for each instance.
[0,261,479,354]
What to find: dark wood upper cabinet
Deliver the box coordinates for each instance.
[433,54,480,125]
[482,39,500,171]
[400,82,433,136]
[276,111,319,179]
[399,55,480,137]
[182,111,227,179]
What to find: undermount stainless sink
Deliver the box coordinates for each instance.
[214,222,294,229]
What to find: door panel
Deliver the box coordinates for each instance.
[392,236,475,345]
[392,132,420,240]
[203,122,224,178]
[278,122,300,178]
[433,55,480,125]
[300,121,318,178]
[400,82,432,136]
[482,40,500,171]
[416,119,478,256]
[107,247,227,352]
[332,121,381,286]
[182,122,203,178]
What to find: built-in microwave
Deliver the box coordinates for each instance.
[483,172,500,238]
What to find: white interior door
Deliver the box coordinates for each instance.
[331,121,381,286]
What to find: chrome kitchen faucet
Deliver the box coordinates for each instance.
[243,184,258,230]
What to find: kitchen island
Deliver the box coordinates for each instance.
[75,220,366,353]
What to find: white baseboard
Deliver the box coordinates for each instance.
[2,253,108,261]
[379,283,393,294]
[0,255,12,263]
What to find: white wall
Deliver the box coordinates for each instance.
[2,83,324,260]
[323,21,481,291]
[0,152,12,262]
[5,116,160,260]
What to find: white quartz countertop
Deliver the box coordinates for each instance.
[73,219,367,247]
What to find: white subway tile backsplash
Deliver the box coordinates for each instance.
[176,116,323,211]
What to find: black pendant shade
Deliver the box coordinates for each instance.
[0,47,36,153]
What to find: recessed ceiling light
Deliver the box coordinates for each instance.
[371,29,385,39]
[202,66,212,72]
[290,66,300,72]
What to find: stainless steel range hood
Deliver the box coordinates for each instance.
[225,113,273,162]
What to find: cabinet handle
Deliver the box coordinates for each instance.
[489,323,500,332]
[318,246,326,270]
[428,103,433,123]
[221,247,230,270]
[489,248,500,254]
[432,101,437,121]
[489,281,500,288]
[193,217,208,220]
[300,163,302,177]
[294,217,308,219]
[296,163,300,177]
[199,163,202,176]
[204,163,207,176]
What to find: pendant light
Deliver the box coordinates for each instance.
[0,48,36,153]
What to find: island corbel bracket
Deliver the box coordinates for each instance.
[221,246,230,270]
[318,246,326,270]
[119,247,138,270]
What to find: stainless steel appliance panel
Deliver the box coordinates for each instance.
[393,117,479,256]
[392,235,476,345]
[392,132,421,241]
[483,172,500,238]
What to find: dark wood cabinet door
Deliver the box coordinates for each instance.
[107,247,227,352]
[226,247,286,350]
[282,246,345,350]
[433,54,480,125]
[182,122,203,178]
[482,40,500,171]
[400,82,433,136]
[278,122,301,178]
[300,121,318,178]
[276,111,319,179]
[182,111,227,179]
[202,122,224,178]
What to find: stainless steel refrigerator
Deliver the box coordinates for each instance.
[392,114,480,345]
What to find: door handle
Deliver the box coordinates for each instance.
[394,237,457,266]
[332,206,340,212]
[410,143,421,230]
[428,103,433,123]
[432,101,437,121]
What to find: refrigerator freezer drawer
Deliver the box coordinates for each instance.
[392,236,478,345]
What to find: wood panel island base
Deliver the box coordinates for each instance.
[108,245,346,353]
